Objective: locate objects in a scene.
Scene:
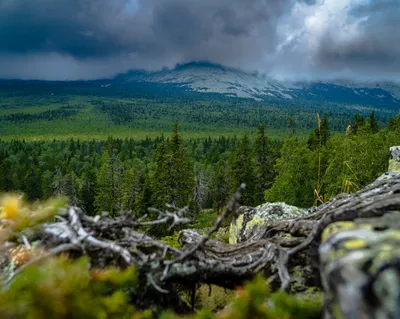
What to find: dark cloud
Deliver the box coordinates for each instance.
[314,0,400,78]
[0,0,398,81]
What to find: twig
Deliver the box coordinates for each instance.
[22,236,31,249]
[68,207,137,264]
[166,184,245,265]
[0,242,15,254]
[4,243,79,288]
[147,273,169,294]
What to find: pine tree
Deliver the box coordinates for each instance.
[79,169,96,215]
[254,124,277,205]
[193,166,207,216]
[308,114,330,150]
[228,135,255,206]
[94,142,125,216]
[152,124,194,210]
[122,166,140,213]
[62,171,80,207]
[210,160,230,212]
[368,110,379,134]
[289,114,296,136]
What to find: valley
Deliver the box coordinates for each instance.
[0,62,398,140]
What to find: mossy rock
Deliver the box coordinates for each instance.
[320,212,400,318]
[229,203,310,244]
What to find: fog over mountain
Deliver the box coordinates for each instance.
[0,0,399,81]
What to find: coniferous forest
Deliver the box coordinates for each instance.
[1,111,399,235]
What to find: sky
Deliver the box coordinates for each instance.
[0,0,398,81]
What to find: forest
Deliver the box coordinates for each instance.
[1,110,399,236]
[1,104,400,318]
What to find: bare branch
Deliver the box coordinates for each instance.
[166,184,245,265]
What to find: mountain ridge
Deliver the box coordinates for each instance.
[115,62,400,107]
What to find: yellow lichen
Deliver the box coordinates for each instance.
[229,214,243,244]
[388,159,400,173]
[343,239,366,250]
[322,222,356,242]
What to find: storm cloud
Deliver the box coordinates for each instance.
[0,0,398,80]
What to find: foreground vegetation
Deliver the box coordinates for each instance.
[0,193,324,319]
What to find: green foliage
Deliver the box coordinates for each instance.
[321,130,392,197]
[254,124,279,205]
[160,231,182,250]
[307,114,330,150]
[0,256,138,319]
[368,110,379,134]
[228,135,256,206]
[152,125,194,210]
[265,138,317,207]
[94,140,125,216]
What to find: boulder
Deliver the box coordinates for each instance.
[229,203,310,244]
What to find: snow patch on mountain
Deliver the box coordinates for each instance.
[119,62,400,105]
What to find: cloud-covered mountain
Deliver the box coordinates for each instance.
[117,62,400,106]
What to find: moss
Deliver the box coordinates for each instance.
[296,287,324,304]
[160,232,181,250]
[194,285,235,312]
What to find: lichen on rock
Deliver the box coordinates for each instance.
[229,203,310,244]
[320,213,400,319]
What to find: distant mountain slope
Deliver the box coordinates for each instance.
[116,62,400,107]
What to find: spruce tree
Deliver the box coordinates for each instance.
[94,141,125,216]
[289,114,296,136]
[62,171,80,207]
[122,166,140,213]
[211,160,230,212]
[79,169,96,215]
[151,135,169,209]
[351,114,366,135]
[228,135,255,206]
[152,124,194,209]
[254,124,277,205]
[368,110,379,133]
[308,114,330,150]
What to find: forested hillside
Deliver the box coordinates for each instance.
[0,80,393,140]
[1,111,399,238]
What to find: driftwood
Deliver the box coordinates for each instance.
[2,148,400,317]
